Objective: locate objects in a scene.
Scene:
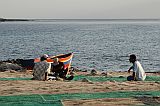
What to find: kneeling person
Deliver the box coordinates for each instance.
[32,54,51,81]
[51,58,74,80]
[127,54,146,81]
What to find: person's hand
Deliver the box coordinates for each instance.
[128,69,130,73]
[128,66,133,73]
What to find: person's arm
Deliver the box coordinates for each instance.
[128,66,133,73]
[44,63,51,81]
[47,63,51,74]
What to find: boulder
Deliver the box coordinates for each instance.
[0,63,23,72]
[90,69,98,75]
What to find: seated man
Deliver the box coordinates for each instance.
[32,54,51,81]
[127,54,146,81]
[51,58,74,80]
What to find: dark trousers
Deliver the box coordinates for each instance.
[127,76,134,81]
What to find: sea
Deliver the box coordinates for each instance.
[0,19,160,72]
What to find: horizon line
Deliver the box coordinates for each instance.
[1,18,160,22]
[1,18,160,20]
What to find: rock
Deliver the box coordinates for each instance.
[101,71,108,76]
[120,88,124,90]
[104,73,112,77]
[109,80,116,83]
[0,63,23,72]
[70,67,81,72]
[155,81,160,84]
[106,86,110,89]
[90,69,98,75]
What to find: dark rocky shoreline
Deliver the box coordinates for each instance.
[0,18,32,22]
[0,59,32,72]
[0,59,159,75]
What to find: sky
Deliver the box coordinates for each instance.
[0,0,160,19]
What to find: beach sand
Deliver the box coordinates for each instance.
[0,70,159,105]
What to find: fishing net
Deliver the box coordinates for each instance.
[0,91,159,106]
[0,75,159,82]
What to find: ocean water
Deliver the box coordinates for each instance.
[0,20,160,72]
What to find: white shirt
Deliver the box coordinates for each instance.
[133,61,146,81]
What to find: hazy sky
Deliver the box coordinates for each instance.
[0,0,160,19]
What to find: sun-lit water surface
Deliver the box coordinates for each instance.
[0,20,160,72]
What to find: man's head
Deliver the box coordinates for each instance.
[40,54,49,61]
[129,54,136,63]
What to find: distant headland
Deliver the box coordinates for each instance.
[0,18,32,22]
[1,18,160,22]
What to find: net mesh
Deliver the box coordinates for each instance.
[73,75,160,82]
[0,75,159,105]
[0,91,159,106]
[0,75,159,82]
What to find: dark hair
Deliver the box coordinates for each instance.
[40,56,47,61]
[130,54,136,60]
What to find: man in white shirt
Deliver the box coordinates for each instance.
[32,54,51,81]
[127,54,146,81]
